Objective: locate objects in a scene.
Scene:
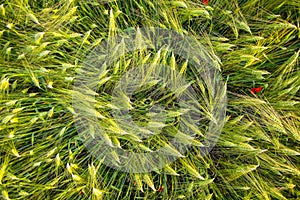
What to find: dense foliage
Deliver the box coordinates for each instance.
[0,0,299,199]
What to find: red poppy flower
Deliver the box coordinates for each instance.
[79,191,83,195]
[133,180,136,186]
[158,186,164,192]
[203,0,209,5]
[251,86,263,94]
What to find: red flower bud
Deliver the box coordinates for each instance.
[251,86,263,94]
[158,186,164,192]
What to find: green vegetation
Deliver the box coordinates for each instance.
[0,0,299,199]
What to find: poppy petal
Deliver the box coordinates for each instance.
[203,0,209,5]
[251,86,263,94]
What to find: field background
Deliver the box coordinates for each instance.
[0,0,299,199]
